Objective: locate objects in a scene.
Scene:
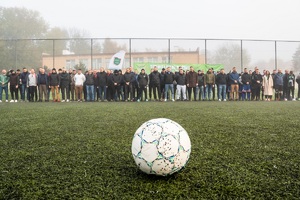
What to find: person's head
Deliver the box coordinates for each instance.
[72,69,76,74]
[232,67,237,72]
[178,66,182,71]
[266,70,270,76]
[126,68,130,73]
[244,68,248,73]
[190,66,194,72]
[100,67,104,72]
[114,70,119,75]
[179,69,184,74]
[58,68,62,73]
[221,68,225,74]
[30,69,35,74]
[285,69,289,74]
[23,67,27,73]
[141,69,145,74]
[208,68,212,73]
[273,69,277,74]
[52,68,56,74]
[255,68,259,74]
[166,67,171,72]
[69,69,73,74]
[198,70,201,74]
[40,68,45,74]
[290,70,294,75]
[88,70,92,74]
[16,69,20,74]
[153,66,158,72]
[77,69,82,74]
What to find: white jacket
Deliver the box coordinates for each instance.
[74,73,86,86]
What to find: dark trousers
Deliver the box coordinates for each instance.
[152,84,161,100]
[124,83,133,100]
[187,87,197,101]
[252,85,261,100]
[138,85,147,100]
[61,85,70,100]
[10,85,19,100]
[29,86,37,102]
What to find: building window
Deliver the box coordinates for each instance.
[133,57,144,63]
[92,58,102,69]
[66,59,76,70]
[147,57,158,63]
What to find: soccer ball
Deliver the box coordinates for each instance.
[131,118,191,176]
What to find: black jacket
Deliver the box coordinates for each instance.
[49,73,60,86]
[123,72,135,83]
[216,73,227,85]
[60,72,70,87]
[175,73,186,85]
[97,72,107,87]
[137,73,148,86]
[164,72,175,84]
[150,71,160,85]
[241,73,251,84]
[112,74,122,85]
[85,74,94,85]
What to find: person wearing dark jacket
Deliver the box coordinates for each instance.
[175,68,187,101]
[197,70,205,101]
[20,68,29,102]
[85,70,95,102]
[137,69,148,101]
[111,69,122,101]
[9,70,19,102]
[60,69,70,102]
[37,68,48,102]
[123,68,135,101]
[251,68,263,101]
[49,68,61,102]
[216,69,227,101]
[296,73,300,100]
[97,67,107,101]
[164,67,175,101]
[229,67,239,101]
[186,66,198,101]
[149,66,161,101]
[241,68,251,101]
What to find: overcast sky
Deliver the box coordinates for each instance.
[1,0,300,41]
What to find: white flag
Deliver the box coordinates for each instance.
[108,50,126,70]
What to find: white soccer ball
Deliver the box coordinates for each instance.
[131,118,191,176]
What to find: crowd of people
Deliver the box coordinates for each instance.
[0,66,300,103]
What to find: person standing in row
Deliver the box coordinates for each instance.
[60,68,70,102]
[74,69,86,102]
[164,67,175,102]
[186,66,198,101]
[49,68,61,102]
[9,70,19,102]
[137,69,148,102]
[27,69,38,102]
[216,68,227,101]
[37,68,48,102]
[262,70,273,101]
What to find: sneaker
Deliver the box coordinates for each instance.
[164,99,167,102]
[172,99,175,102]
[0,100,2,103]
[218,99,221,101]
[145,99,148,102]
[292,98,296,101]
[284,98,287,101]
[66,99,70,102]
[5,100,8,103]
[15,100,18,102]
[10,100,15,103]
[223,99,227,102]
[137,99,140,102]
[61,100,65,102]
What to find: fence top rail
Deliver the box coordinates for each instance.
[0,38,300,43]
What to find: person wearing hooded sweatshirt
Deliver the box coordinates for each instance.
[97,67,107,101]
[0,69,10,103]
[9,70,19,102]
[60,68,70,102]
[137,69,149,102]
[49,68,61,102]
[27,68,38,102]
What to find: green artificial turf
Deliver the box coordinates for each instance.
[0,101,300,199]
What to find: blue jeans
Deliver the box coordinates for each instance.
[21,84,29,101]
[164,84,174,100]
[205,84,213,100]
[98,86,107,100]
[86,85,94,101]
[196,86,204,100]
[0,85,8,100]
[218,84,227,100]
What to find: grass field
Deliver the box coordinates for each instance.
[0,101,300,199]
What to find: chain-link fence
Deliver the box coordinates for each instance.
[0,38,299,74]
